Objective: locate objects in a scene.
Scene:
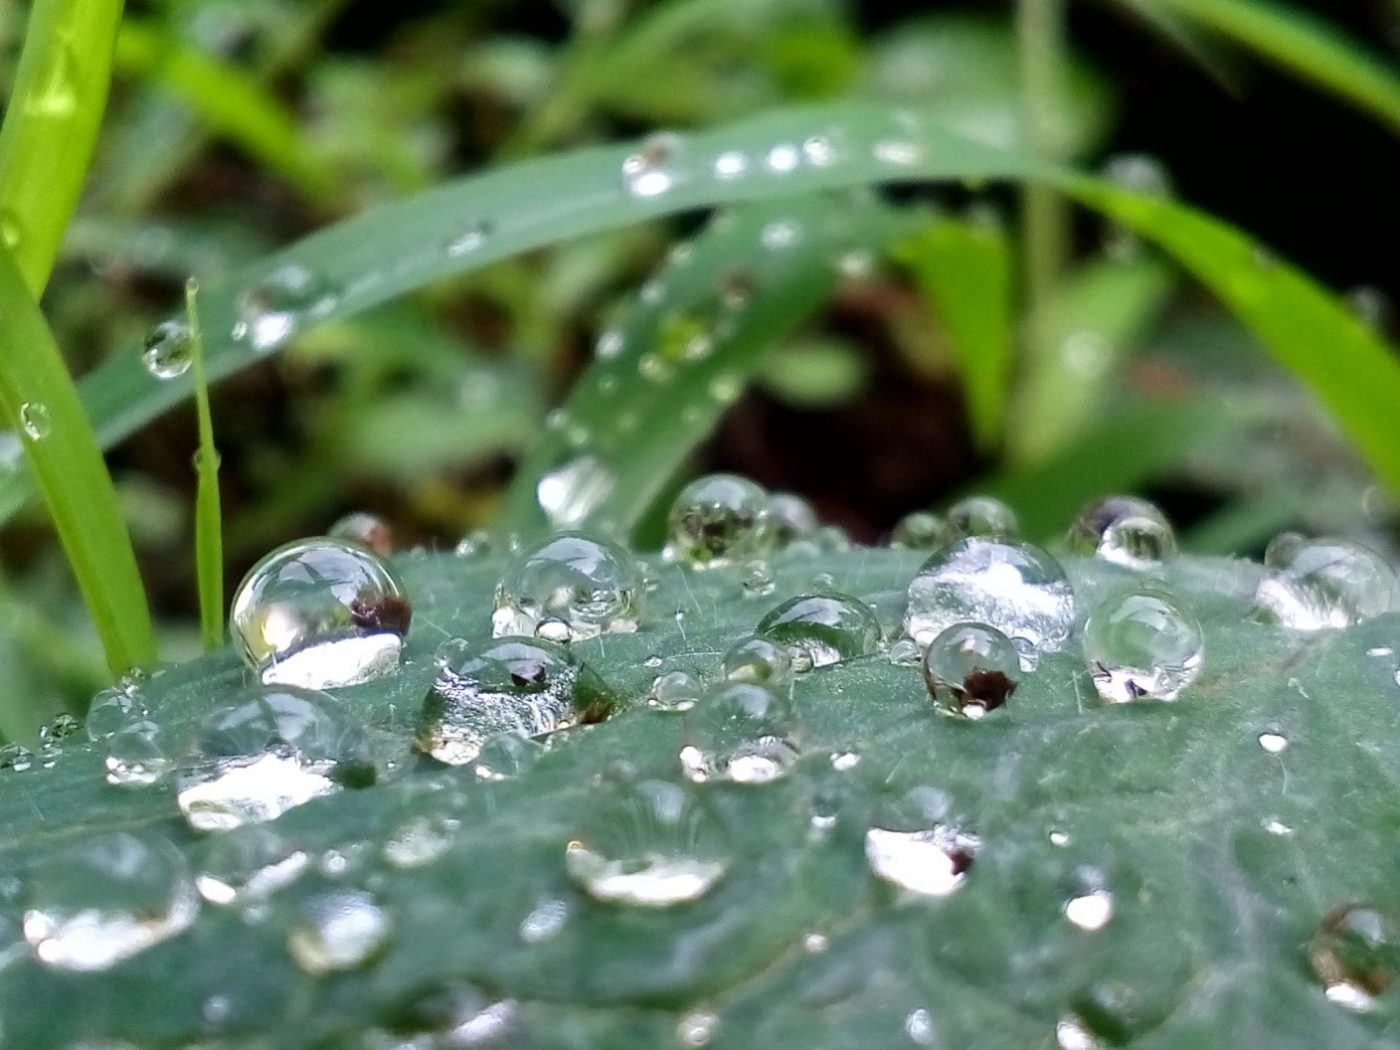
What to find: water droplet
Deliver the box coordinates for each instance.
[1103,153,1172,196]
[1254,535,1396,630]
[622,132,682,197]
[1065,888,1115,931]
[741,560,776,597]
[383,813,460,868]
[454,529,492,559]
[904,1007,937,1045]
[23,833,198,971]
[904,538,1075,661]
[381,981,521,1044]
[104,719,174,787]
[680,682,800,784]
[1083,589,1203,703]
[565,780,729,906]
[418,637,610,765]
[141,320,193,380]
[1056,1016,1099,1050]
[922,622,1019,719]
[721,636,793,686]
[648,670,703,713]
[865,789,978,898]
[761,219,802,250]
[1263,818,1293,836]
[473,731,544,780]
[766,142,800,172]
[891,511,945,550]
[755,592,882,671]
[1050,829,1071,847]
[767,492,818,546]
[446,221,491,257]
[1258,731,1289,754]
[667,473,774,567]
[713,150,748,179]
[1309,904,1400,1010]
[1068,496,1176,569]
[874,140,922,166]
[176,686,374,831]
[230,537,411,688]
[195,826,308,905]
[943,496,1018,540]
[288,889,392,973]
[804,931,829,953]
[19,401,51,441]
[886,637,922,666]
[0,743,34,772]
[595,328,625,359]
[235,263,333,351]
[802,134,836,167]
[678,1010,719,1047]
[519,898,569,943]
[492,531,643,639]
[327,512,394,556]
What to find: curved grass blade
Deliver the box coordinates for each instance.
[1141,0,1400,133]
[0,247,155,677]
[3,100,1393,522]
[0,0,124,294]
[497,193,908,538]
[895,213,1014,451]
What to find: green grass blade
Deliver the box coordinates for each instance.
[497,194,908,539]
[1010,254,1177,463]
[0,0,124,294]
[113,20,336,202]
[895,214,1014,451]
[0,247,155,676]
[1145,0,1400,132]
[184,280,224,652]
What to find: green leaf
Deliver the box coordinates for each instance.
[1134,0,1400,133]
[3,548,1400,1048]
[896,215,1015,451]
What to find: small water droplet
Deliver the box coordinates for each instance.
[1258,731,1289,754]
[904,1007,937,1045]
[943,496,1018,540]
[761,219,802,250]
[721,636,793,686]
[667,474,774,567]
[755,592,882,671]
[767,492,818,546]
[454,529,492,559]
[891,511,945,550]
[1056,1016,1099,1050]
[492,531,643,639]
[23,833,198,971]
[473,731,544,780]
[0,743,34,772]
[648,670,703,713]
[565,780,729,906]
[886,637,922,666]
[873,140,922,166]
[680,681,800,784]
[327,512,394,556]
[104,719,174,787]
[713,150,748,180]
[1068,496,1177,569]
[623,132,682,197]
[677,1010,719,1047]
[195,825,308,905]
[740,560,777,598]
[235,263,333,352]
[1309,904,1400,1010]
[230,537,411,689]
[1050,829,1071,847]
[804,931,829,953]
[1263,818,1293,836]
[1065,888,1115,931]
[446,221,492,257]
[142,320,194,380]
[176,686,374,831]
[418,637,610,765]
[922,622,1020,719]
[865,789,977,898]
[519,898,569,943]
[1255,534,1396,630]
[905,538,1076,662]
[1084,588,1203,703]
[288,889,391,973]
[802,134,836,167]
[18,402,51,441]
[383,813,460,868]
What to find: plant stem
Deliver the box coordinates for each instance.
[186,280,225,652]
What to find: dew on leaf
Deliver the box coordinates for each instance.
[904,1007,937,1045]
[176,686,375,831]
[1068,496,1177,569]
[23,833,198,971]
[666,473,774,567]
[19,401,51,441]
[756,592,883,671]
[327,511,395,556]
[1065,888,1115,931]
[721,635,793,686]
[235,262,333,351]
[714,150,748,179]
[383,813,460,868]
[230,536,411,689]
[741,560,776,597]
[565,779,730,907]
[446,221,491,257]
[492,531,643,640]
[891,510,945,550]
[922,622,1020,719]
[103,719,174,787]
[85,686,148,741]
[288,889,392,974]
[519,898,569,944]
[0,743,34,772]
[1254,534,1396,630]
[1083,588,1203,703]
[1308,904,1400,1010]
[622,132,681,197]
[142,320,194,380]
[864,787,978,898]
[1258,731,1289,754]
[418,637,610,765]
[677,1010,719,1047]
[195,826,309,905]
[648,670,703,713]
[767,492,819,547]
[943,495,1019,540]
[680,682,800,784]
[473,731,544,781]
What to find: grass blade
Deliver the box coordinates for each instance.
[895,214,1014,451]
[184,280,224,652]
[0,0,124,294]
[497,193,907,539]
[1143,0,1400,132]
[0,246,155,676]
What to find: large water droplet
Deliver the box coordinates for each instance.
[891,511,945,550]
[864,789,978,898]
[142,320,194,380]
[565,779,729,906]
[327,511,394,556]
[622,132,682,197]
[944,496,1019,540]
[23,833,198,971]
[86,686,148,741]
[235,263,333,351]
[767,492,819,547]
[722,635,794,686]
[104,719,174,787]
[195,826,309,905]
[648,670,703,713]
[666,473,774,567]
[176,686,374,831]
[1083,589,1203,703]
[1309,904,1400,1010]
[755,592,882,671]
[922,622,1020,719]
[680,682,800,784]
[1254,534,1396,630]
[418,637,610,765]
[904,538,1075,662]
[492,532,643,640]
[19,401,51,441]
[288,889,392,973]
[230,536,411,688]
[1068,496,1176,569]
